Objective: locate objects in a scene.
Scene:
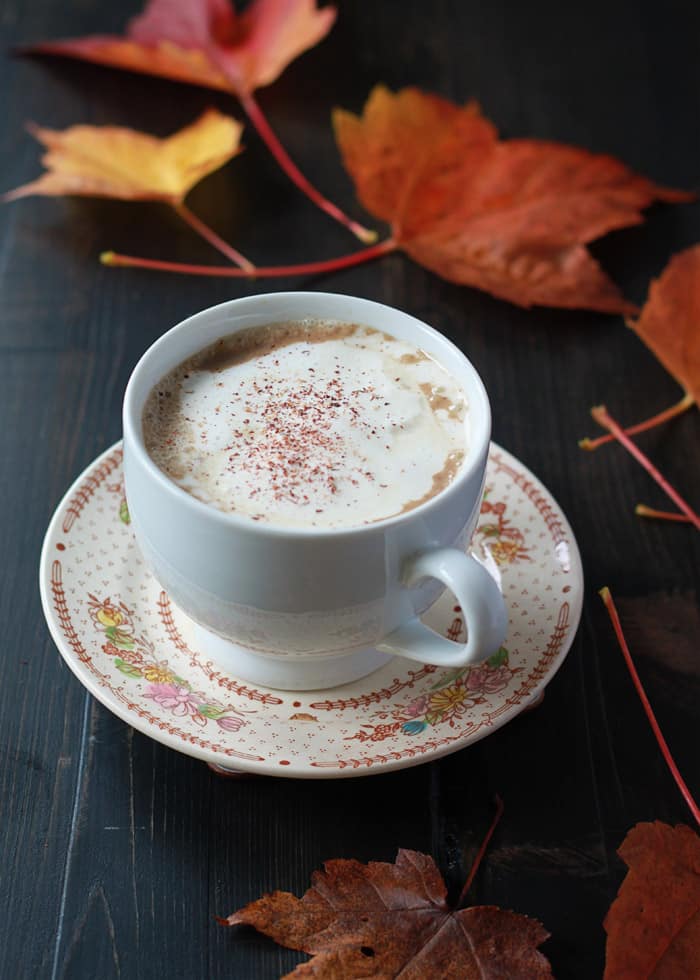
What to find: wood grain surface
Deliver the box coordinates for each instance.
[1,1,698,977]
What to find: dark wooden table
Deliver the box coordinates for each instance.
[2,1,699,977]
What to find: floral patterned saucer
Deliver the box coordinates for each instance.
[39,442,583,779]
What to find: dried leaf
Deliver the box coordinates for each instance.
[334,86,692,313]
[604,821,700,979]
[3,109,242,205]
[629,245,700,403]
[222,848,552,978]
[27,0,336,97]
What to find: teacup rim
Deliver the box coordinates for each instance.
[123,291,492,539]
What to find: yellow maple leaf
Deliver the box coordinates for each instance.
[4,108,243,205]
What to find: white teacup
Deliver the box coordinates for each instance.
[123,292,507,690]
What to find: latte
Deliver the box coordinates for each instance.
[142,320,468,528]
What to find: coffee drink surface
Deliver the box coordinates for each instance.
[143,321,469,528]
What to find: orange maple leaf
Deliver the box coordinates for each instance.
[629,244,700,404]
[27,0,336,97]
[333,86,693,313]
[604,822,700,978]
[3,108,242,205]
[222,849,552,978]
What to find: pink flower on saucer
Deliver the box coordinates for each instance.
[403,694,429,718]
[217,715,245,732]
[466,664,511,694]
[146,683,205,725]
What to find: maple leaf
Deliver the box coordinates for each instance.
[604,822,700,979]
[24,0,374,241]
[221,849,552,978]
[629,244,700,404]
[579,246,698,489]
[579,247,700,524]
[3,109,254,271]
[27,0,336,97]
[333,86,693,313]
[3,108,242,205]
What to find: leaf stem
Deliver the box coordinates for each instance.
[634,504,692,523]
[579,393,694,450]
[240,92,376,243]
[172,202,255,273]
[458,795,504,908]
[590,405,700,530]
[599,587,700,827]
[101,237,397,278]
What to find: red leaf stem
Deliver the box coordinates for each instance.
[458,795,505,908]
[634,505,692,523]
[590,405,700,530]
[241,92,376,243]
[579,393,694,451]
[599,587,700,827]
[101,237,396,277]
[173,202,255,273]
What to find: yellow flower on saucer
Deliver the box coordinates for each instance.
[143,664,175,684]
[96,602,123,627]
[426,684,471,724]
[491,538,527,565]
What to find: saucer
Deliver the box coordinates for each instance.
[39,442,583,779]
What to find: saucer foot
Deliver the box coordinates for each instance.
[206,762,254,779]
[191,622,394,691]
[524,690,545,712]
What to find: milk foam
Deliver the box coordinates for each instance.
[143,321,468,528]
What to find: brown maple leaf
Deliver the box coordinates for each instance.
[604,821,700,979]
[629,244,700,404]
[333,86,693,313]
[221,848,552,978]
[26,0,336,98]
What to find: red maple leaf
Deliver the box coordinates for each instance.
[629,243,700,405]
[25,0,374,241]
[27,0,336,97]
[604,821,700,978]
[333,86,693,312]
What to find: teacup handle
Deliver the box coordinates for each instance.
[376,548,508,667]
